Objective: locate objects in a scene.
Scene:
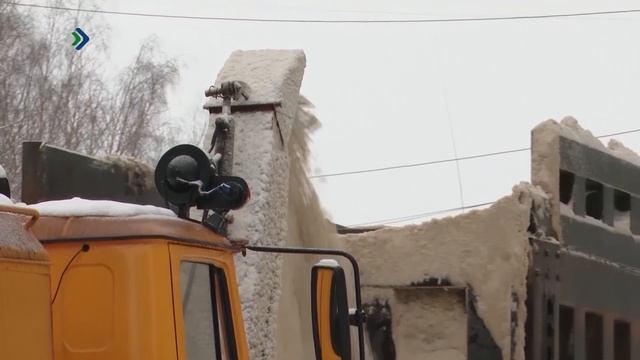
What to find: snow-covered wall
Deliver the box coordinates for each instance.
[532,116,640,241]
[341,184,545,360]
[204,49,305,358]
[204,50,341,359]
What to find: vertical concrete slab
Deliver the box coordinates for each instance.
[531,121,563,240]
[392,289,467,359]
[574,308,586,360]
[572,175,586,217]
[632,322,640,360]
[204,50,306,359]
[603,186,615,227]
[631,196,640,236]
[603,314,614,360]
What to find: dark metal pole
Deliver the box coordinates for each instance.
[245,245,366,360]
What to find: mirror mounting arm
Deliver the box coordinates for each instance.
[349,308,367,327]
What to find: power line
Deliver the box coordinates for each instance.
[437,46,465,212]
[341,127,640,227]
[348,201,495,227]
[311,128,640,178]
[8,2,640,23]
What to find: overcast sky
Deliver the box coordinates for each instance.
[28,0,640,226]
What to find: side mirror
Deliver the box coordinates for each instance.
[0,164,10,198]
[311,259,352,360]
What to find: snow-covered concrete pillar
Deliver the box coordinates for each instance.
[203,50,306,359]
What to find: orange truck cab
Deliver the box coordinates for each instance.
[0,202,363,360]
[30,209,250,360]
[0,205,53,360]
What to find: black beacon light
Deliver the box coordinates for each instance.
[154,144,250,232]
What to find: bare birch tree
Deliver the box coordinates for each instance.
[0,2,180,195]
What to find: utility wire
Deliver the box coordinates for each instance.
[343,127,640,227]
[311,128,640,178]
[7,2,640,23]
[348,201,495,227]
[436,37,465,212]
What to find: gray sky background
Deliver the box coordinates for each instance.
[28,0,640,226]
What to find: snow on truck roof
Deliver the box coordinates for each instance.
[30,197,176,218]
[0,194,12,205]
[0,198,239,252]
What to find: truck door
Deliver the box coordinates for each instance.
[169,244,248,360]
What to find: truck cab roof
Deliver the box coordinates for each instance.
[25,198,240,252]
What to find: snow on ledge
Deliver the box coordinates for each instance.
[30,197,176,218]
[0,194,12,205]
[537,117,640,167]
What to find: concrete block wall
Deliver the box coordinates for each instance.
[531,118,640,264]
[558,136,640,232]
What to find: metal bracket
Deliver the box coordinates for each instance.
[205,81,255,176]
[204,81,250,101]
[207,101,285,148]
[207,101,281,114]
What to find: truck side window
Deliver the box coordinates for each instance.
[180,262,237,360]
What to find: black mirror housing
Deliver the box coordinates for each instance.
[311,259,352,360]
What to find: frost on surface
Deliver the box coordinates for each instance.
[532,117,640,240]
[547,116,640,166]
[342,184,540,360]
[204,49,306,141]
[99,155,155,195]
[205,49,314,359]
[392,289,467,360]
[0,194,12,205]
[607,139,640,167]
[30,197,176,217]
[0,212,48,261]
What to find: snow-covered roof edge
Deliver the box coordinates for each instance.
[534,117,640,167]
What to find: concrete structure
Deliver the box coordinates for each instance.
[340,117,640,360]
[527,118,640,360]
[341,185,539,360]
